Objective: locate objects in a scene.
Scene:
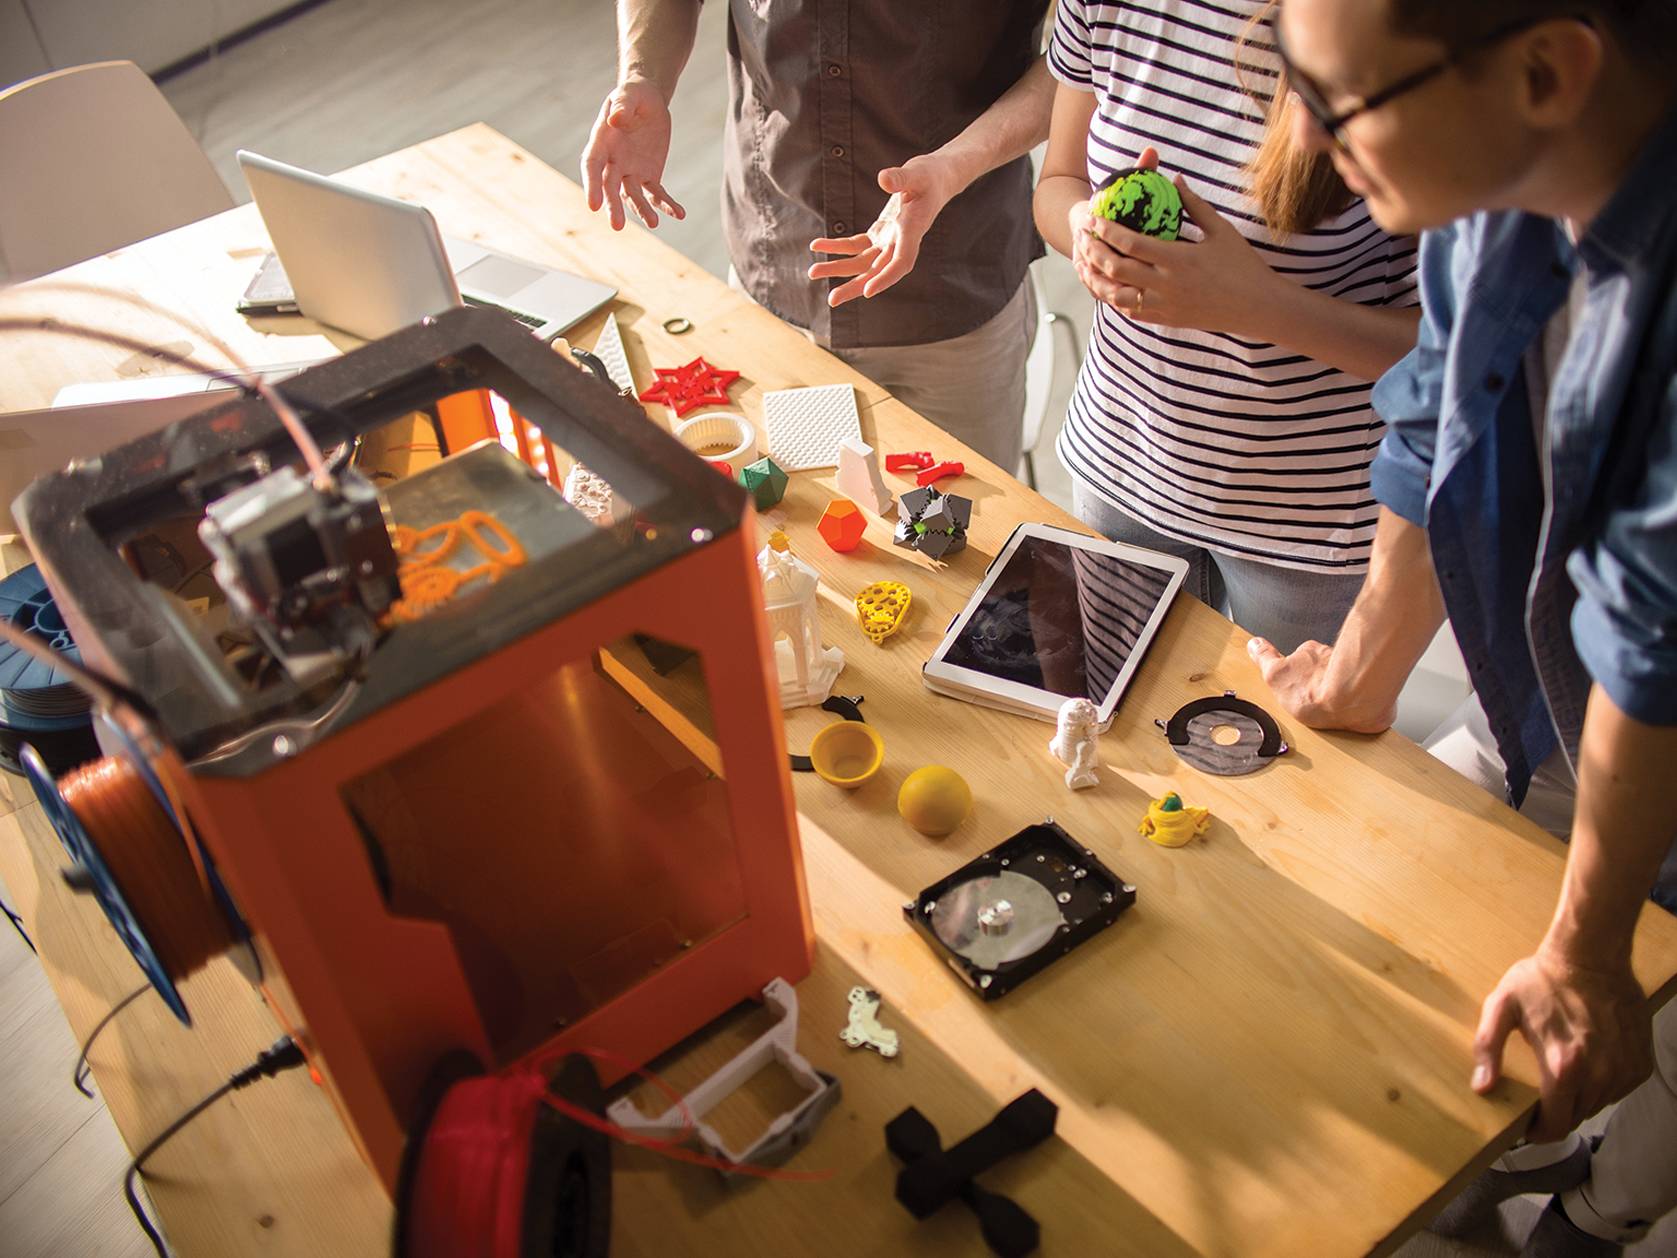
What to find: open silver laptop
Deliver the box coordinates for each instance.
[236,150,615,341]
[1,362,329,532]
[2,393,215,533]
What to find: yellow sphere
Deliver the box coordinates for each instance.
[897,765,972,837]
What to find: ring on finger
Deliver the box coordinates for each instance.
[1129,288,1147,315]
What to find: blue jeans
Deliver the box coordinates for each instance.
[1071,481,1365,655]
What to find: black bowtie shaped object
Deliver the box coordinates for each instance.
[886,1089,1058,1257]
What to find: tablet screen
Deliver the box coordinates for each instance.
[939,534,1176,703]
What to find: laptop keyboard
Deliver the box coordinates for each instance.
[463,295,545,330]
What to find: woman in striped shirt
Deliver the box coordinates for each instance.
[1034,0,1421,652]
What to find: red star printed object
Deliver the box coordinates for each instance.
[638,357,741,417]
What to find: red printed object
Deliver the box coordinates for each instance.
[817,499,867,553]
[885,451,935,472]
[638,357,742,417]
[915,461,964,487]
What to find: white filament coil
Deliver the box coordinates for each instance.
[672,412,757,476]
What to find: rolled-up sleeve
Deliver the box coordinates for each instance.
[1048,0,1095,90]
[1567,373,1677,725]
[1370,224,1460,526]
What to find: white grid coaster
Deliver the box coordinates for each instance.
[591,312,635,394]
[762,383,862,471]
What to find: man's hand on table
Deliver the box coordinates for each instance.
[1473,945,1652,1141]
[581,80,687,232]
[1253,634,1653,1141]
[1478,693,1677,1139]
[1248,509,1442,736]
[1247,637,1398,734]
[807,155,960,307]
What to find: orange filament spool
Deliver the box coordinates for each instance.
[53,755,233,1000]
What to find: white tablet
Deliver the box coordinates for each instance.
[922,523,1188,725]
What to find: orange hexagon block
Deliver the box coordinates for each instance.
[817,498,867,553]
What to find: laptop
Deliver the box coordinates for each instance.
[1,363,329,533]
[236,150,616,342]
[2,393,218,533]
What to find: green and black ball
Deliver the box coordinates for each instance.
[1090,168,1182,241]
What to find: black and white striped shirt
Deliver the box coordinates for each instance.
[1049,0,1418,571]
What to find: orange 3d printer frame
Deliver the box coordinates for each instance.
[15,307,814,1189]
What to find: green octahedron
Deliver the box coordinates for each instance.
[1090,168,1183,241]
[740,456,790,510]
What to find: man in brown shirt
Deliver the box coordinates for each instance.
[581,0,1054,471]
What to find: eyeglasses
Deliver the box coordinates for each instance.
[1275,13,1559,148]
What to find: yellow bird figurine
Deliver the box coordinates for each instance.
[1139,791,1211,848]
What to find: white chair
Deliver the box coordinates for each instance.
[0,61,233,285]
[1020,262,1082,489]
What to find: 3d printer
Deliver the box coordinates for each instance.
[13,307,814,1196]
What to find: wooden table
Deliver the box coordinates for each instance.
[3,124,1675,1258]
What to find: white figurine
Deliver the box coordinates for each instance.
[1049,697,1101,790]
[839,986,900,1058]
[758,531,844,709]
[835,437,895,517]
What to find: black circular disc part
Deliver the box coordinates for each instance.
[1157,693,1288,776]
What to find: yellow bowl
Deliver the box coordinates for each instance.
[808,721,885,788]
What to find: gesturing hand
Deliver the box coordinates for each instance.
[1473,947,1652,1142]
[580,80,687,232]
[808,154,961,308]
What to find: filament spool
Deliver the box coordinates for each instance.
[0,564,97,775]
[23,745,234,1024]
[672,412,757,477]
[395,1053,611,1258]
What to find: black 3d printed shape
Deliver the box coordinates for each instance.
[886,1089,1058,1257]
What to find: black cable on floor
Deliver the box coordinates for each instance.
[74,983,153,1098]
[1,894,33,953]
[125,1036,307,1257]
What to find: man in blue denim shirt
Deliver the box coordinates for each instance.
[1255,1,1677,1252]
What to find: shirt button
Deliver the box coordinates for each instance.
[832,221,848,234]
[826,63,843,77]
[1485,372,1505,391]
[830,145,845,158]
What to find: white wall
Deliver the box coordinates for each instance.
[0,1,50,87]
[2,0,302,90]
